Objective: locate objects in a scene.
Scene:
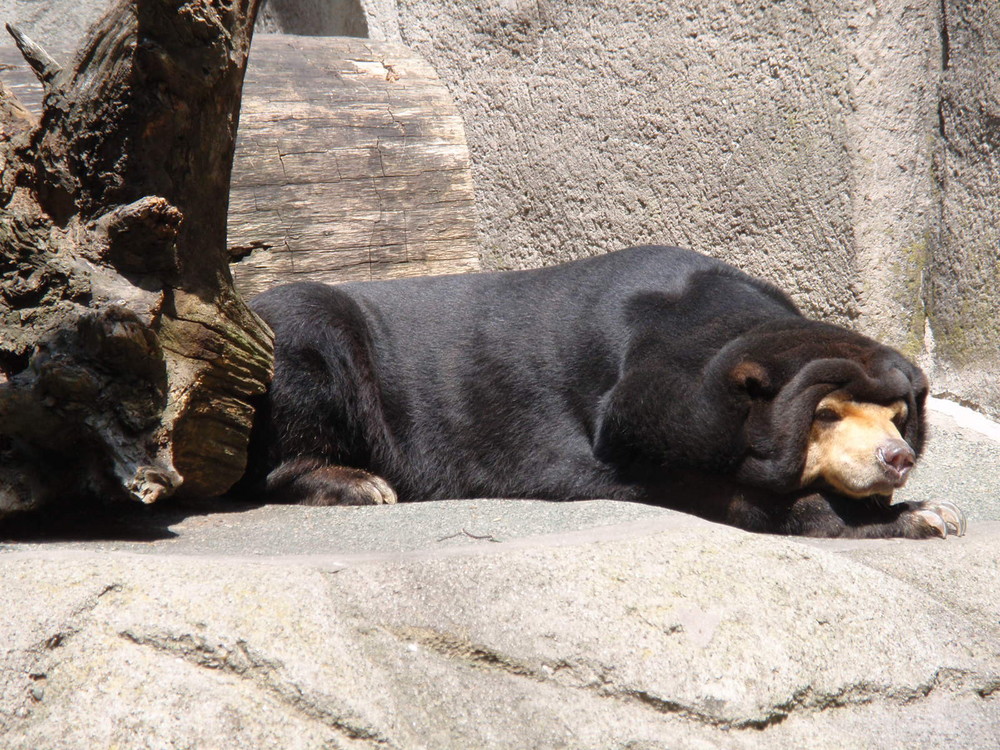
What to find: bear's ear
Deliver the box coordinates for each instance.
[729,360,772,400]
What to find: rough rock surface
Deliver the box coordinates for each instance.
[1,402,998,748]
[2,518,999,749]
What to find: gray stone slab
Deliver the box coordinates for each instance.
[2,513,997,749]
[0,498,673,557]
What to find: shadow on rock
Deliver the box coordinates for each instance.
[0,496,266,543]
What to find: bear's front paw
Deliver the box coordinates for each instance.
[906,500,967,538]
[321,468,397,506]
[266,458,398,506]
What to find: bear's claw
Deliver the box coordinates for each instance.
[312,470,397,506]
[913,500,967,538]
[363,474,398,505]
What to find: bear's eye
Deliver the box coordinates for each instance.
[814,408,841,424]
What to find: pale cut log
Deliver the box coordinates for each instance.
[228,34,481,294]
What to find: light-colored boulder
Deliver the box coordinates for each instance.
[2,510,998,749]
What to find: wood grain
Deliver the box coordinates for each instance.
[230,34,480,294]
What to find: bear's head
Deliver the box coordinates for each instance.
[720,320,928,498]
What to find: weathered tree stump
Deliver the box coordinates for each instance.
[0,0,273,520]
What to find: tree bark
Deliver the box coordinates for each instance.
[0,0,273,519]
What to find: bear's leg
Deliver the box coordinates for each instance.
[265,457,397,506]
[729,493,966,539]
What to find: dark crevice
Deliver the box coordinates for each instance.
[0,349,31,378]
[939,0,951,71]
[978,680,1000,699]
[228,240,274,263]
[937,0,950,143]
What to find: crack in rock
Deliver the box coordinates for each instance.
[120,629,396,747]
[2,582,125,723]
[389,625,1000,731]
[27,583,124,654]
[393,625,539,680]
[977,680,1000,699]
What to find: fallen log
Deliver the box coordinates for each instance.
[229,34,481,295]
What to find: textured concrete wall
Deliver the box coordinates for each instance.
[391,1,939,331]
[1,0,996,415]
[257,0,368,36]
[0,1,101,50]
[927,1,1000,416]
[0,0,371,48]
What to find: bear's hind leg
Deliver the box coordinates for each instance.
[266,457,397,506]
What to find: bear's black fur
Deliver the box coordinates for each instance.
[245,245,955,538]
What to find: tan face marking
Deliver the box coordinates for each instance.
[800,391,913,498]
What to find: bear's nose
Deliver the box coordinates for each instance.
[879,441,915,475]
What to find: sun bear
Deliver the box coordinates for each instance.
[244,245,965,538]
